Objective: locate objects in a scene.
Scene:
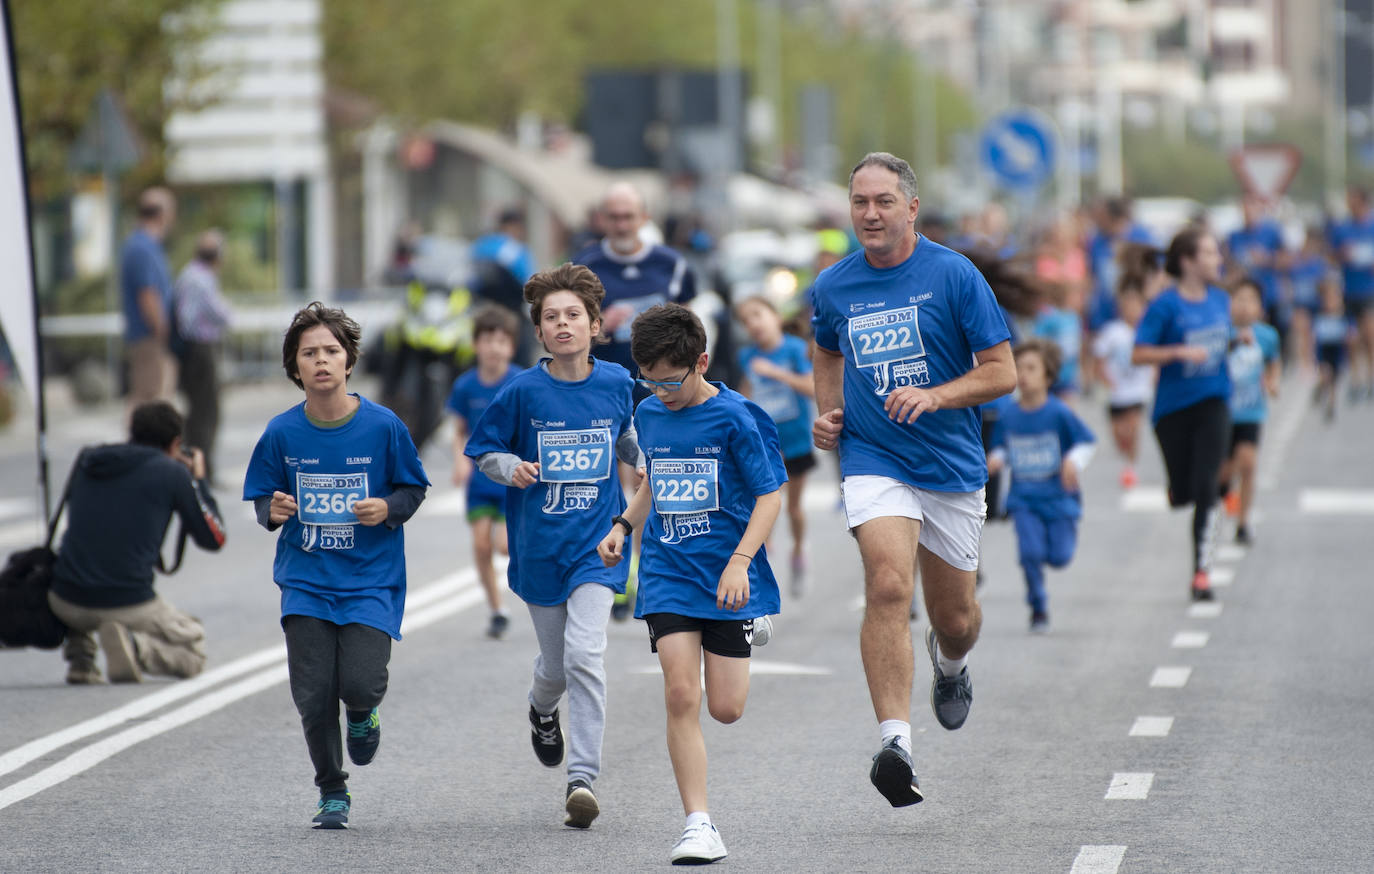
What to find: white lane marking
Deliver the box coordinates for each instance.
[631,661,833,677]
[1070,845,1127,874]
[1129,716,1174,737]
[1258,390,1309,491]
[0,518,45,549]
[1209,566,1235,587]
[1171,631,1210,649]
[1150,666,1191,688]
[0,566,485,799]
[0,497,37,520]
[1105,772,1153,800]
[1187,602,1224,619]
[1120,487,1168,513]
[1216,544,1247,563]
[1298,489,1374,514]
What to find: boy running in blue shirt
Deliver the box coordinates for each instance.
[735,295,816,596]
[465,263,639,829]
[598,303,785,866]
[1219,276,1281,545]
[446,306,523,638]
[243,302,430,830]
[988,339,1095,632]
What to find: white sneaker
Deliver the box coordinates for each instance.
[748,615,772,648]
[670,821,727,865]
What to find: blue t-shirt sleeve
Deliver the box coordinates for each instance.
[811,276,840,352]
[989,417,1007,453]
[732,410,785,497]
[958,264,1012,352]
[445,375,467,419]
[790,337,814,375]
[464,383,521,459]
[1135,295,1172,346]
[1258,324,1280,363]
[388,416,430,488]
[125,244,160,292]
[243,427,286,500]
[1061,405,1096,447]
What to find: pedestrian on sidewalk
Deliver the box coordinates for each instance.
[243,302,430,830]
[121,187,178,409]
[48,401,226,685]
[173,229,233,485]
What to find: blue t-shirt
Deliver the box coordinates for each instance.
[446,364,522,509]
[1328,215,1374,300]
[1287,254,1328,311]
[634,385,786,621]
[120,229,172,343]
[1135,286,1232,422]
[1227,222,1284,307]
[1088,223,1155,327]
[992,395,1095,521]
[242,396,430,640]
[1031,306,1082,393]
[811,237,1012,492]
[464,359,634,606]
[1313,312,1350,346]
[738,334,815,460]
[1228,322,1280,424]
[574,241,697,373]
[471,233,535,283]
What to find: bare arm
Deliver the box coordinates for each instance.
[812,343,845,413]
[882,340,1017,424]
[1132,343,1207,366]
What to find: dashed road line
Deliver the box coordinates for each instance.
[1187,602,1224,619]
[1171,631,1210,649]
[1209,566,1235,587]
[1297,488,1374,515]
[1070,845,1127,874]
[1129,716,1174,737]
[1105,772,1154,800]
[1150,666,1192,688]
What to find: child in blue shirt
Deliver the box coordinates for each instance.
[1031,282,1085,400]
[734,295,816,596]
[1218,277,1281,545]
[597,302,784,866]
[988,339,1095,632]
[446,306,523,638]
[243,302,430,830]
[464,263,639,830]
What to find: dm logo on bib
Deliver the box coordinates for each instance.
[540,483,600,515]
[301,524,356,552]
[657,511,712,544]
[847,306,930,396]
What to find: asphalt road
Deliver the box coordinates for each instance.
[1,371,1371,873]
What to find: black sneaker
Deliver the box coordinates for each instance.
[564,779,600,828]
[529,705,564,767]
[312,791,350,829]
[346,708,380,766]
[925,627,973,730]
[1029,611,1050,633]
[869,738,923,807]
[487,613,510,639]
[1235,526,1252,546]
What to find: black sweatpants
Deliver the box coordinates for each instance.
[1153,396,1230,574]
[283,615,392,795]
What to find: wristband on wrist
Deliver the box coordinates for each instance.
[732,551,753,561]
[612,515,633,535]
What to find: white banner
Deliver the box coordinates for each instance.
[0,6,38,406]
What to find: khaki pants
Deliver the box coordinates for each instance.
[127,337,178,406]
[48,591,206,679]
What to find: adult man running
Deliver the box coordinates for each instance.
[811,152,1015,807]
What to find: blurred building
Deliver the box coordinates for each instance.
[163,0,333,296]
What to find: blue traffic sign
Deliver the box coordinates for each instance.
[979,109,1058,191]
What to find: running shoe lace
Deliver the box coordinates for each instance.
[935,672,971,701]
[318,799,349,814]
[677,822,712,844]
[536,722,560,744]
[347,719,371,739]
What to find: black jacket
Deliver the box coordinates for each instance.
[51,444,226,608]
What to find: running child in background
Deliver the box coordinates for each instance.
[597,303,784,866]
[243,302,430,830]
[1219,276,1281,545]
[1286,227,1330,374]
[446,306,523,639]
[1313,277,1352,422]
[1092,282,1156,489]
[465,263,639,830]
[735,295,816,596]
[987,339,1095,632]
[1031,282,1085,402]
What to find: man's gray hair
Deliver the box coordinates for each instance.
[849,152,918,201]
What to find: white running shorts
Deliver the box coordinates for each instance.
[841,475,987,571]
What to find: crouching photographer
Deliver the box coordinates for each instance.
[48,401,227,684]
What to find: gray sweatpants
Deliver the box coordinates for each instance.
[283,615,392,795]
[526,582,615,786]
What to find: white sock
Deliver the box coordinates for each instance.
[936,640,968,677]
[685,811,712,830]
[878,719,911,755]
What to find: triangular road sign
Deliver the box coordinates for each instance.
[1228,145,1301,200]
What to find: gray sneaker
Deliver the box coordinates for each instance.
[869,738,923,807]
[748,615,772,647]
[925,627,972,730]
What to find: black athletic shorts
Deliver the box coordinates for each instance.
[1317,341,1346,371]
[1108,402,1145,420]
[1229,422,1262,451]
[644,612,756,658]
[784,451,818,478]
